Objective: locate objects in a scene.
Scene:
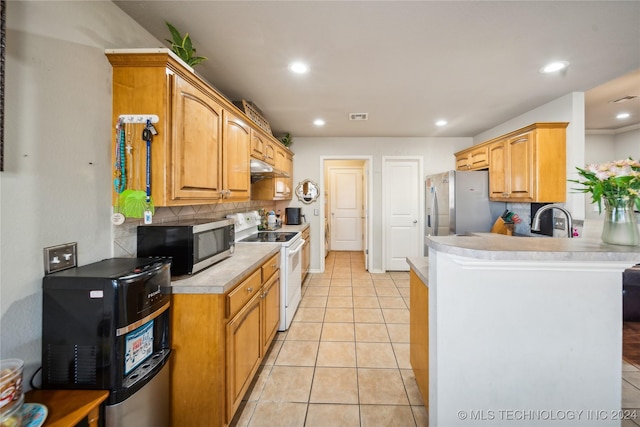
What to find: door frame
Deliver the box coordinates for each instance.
[320,156,373,273]
[381,156,424,272]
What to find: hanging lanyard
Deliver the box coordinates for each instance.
[114,118,126,194]
[142,120,157,224]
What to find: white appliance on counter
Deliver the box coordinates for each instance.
[425,170,504,253]
[228,211,304,331]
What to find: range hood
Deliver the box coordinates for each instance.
[250,158,289,181]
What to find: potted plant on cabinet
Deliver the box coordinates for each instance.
[165,21,207,67]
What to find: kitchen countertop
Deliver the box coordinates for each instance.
[166,223,309,294]
[268,223,310,233]
[423,232,640,262]
[408,233,640,287]
[168,243,281,294]
[407,256,429,285]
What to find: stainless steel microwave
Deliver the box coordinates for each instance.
[137,218,235,276]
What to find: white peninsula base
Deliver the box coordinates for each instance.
[410,233,640,426]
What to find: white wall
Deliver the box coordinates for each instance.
[614,127,640,160]
[291,137,472,272]
[584,128,640,222]
[0,1,160,383]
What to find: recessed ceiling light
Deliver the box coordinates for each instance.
[617,112,631,119]
[540,61,569,74]
[313,119,325,126]
[435,120,448,127]
[288,61,309,74]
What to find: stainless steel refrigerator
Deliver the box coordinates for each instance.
[425,170,503,252]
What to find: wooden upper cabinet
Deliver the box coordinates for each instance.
[250,128,276,165]
[251,145,294,201]
[107,50,230,206]
[488,140,507,199]
[250,129,265,159]
[487,123,568,203]
[222,112,251,202]
[107,50,278,207]
[172,75,223,201]
[507,132,533,200]
[264,142,276,166]
[455,143,489,171]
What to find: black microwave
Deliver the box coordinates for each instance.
[137,218,235,276]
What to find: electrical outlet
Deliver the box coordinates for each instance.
[554,217,566,230]
[43,242,77,274]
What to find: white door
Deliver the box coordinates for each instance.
[383,157,422,271]
[330,167,363,251]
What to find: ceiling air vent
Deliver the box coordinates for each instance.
[349,113,368,121]
[609,95,638,103]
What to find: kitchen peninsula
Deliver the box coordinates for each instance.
[409,234,640,426]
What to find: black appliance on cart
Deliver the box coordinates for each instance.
[41,258,172,427]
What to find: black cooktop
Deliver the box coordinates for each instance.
[241,232,299,243]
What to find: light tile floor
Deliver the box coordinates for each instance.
[623,361,640,426]
[230,251,640,427]
[230,251,427,427]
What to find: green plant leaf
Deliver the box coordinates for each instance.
[165,21,183,46]
[188,56,208,67]
[165,21,207,67]
[183,34,193,54]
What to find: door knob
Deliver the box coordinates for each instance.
[413,220,418,224]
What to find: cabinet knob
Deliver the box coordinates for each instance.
[247,287,254,292]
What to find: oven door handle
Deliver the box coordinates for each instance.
[288,238,305,255]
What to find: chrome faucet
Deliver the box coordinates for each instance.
[531,204,573,238]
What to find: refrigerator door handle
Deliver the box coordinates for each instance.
[432,187,439,236]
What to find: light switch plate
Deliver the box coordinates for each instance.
[43,242,77,274]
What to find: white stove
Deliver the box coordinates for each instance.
[228,211,304,331]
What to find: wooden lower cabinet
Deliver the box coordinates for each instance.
[261,272,281,355]
[226,290,263,419]
[409,269,429,407]
[170,253,280,427]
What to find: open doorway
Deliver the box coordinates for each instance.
[320,157,372,273]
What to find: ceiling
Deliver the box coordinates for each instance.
[114,1,640,139]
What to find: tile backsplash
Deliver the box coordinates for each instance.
[507,202,584,238]
[112,200,276,257]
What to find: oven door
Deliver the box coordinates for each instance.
[280,237,305,331]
